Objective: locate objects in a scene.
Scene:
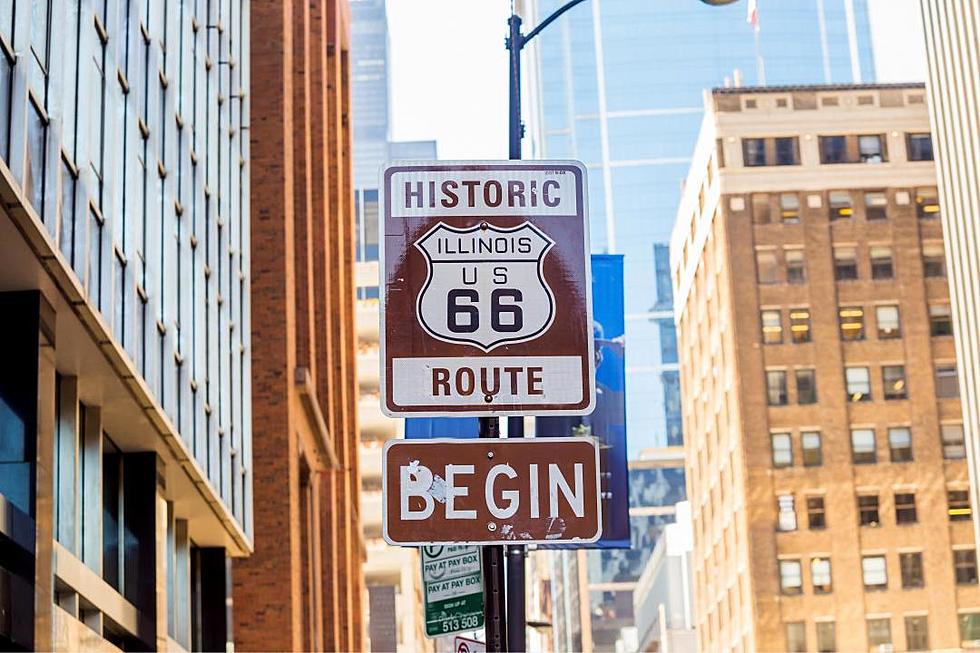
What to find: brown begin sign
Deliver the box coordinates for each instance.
[382,437,603,546]
[380,161,594,416]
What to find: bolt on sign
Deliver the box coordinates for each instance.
[421,545,484,638]
[382,437,602,545]
[379,161,595,416]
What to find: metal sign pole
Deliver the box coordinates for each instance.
[480,416,508,652]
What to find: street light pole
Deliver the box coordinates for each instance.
[502,4,590,650]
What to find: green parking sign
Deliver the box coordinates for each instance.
[421,545,484,638]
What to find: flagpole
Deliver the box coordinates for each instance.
[754,26,766,85]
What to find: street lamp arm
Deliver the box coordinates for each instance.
[522,0,589,46]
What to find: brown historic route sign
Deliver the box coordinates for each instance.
[382,437,602,545]
[379,161,594,416]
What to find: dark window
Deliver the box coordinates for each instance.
[864,190,888,220]
[771,433,792,468]
[895,492,917,524]
[852,429,877,464]
[838,306,865,341]
[657,319,678,364]
[796,369,817,404]
[949,490,972,521]
[905,615,929,651]
[845,367,871,402]
[858,494,880,526]
[858,134,886,163]
[961,613,980,644]
[900,552,924,588]
[916,187,940,218]
[871,246,894,279]
[767,370,788,406]
[807,496,826,529]
[716,139,725,168]
[811,557,832,594]
[942,424,966,460]
[816,622,836,653]
[889,427,913,462]
[833,246,858,280]
[785,250,806,284]
[103,436,121,590]
[819,135,848,163]
[923,244,946,277]
[802,432,822,466]
[883,365,908,400]
[876,305,901,339]
[761,310,782,344]
[775,137,799,165]
[743,138,767,166]
[930,304,953,336]
[756,250,780,284]
[786,622,806,653]
[955,549,978,585]
[751,193,770,224]
[907,133,934,161]
[936,364,959,398]
[828,191,853,220]
[789,308,811,343]
[779,192,800,222]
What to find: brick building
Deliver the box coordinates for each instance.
[0,2,250,650]
[232,0,363,650]
[672,83,980,652]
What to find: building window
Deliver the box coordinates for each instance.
[828,191,853,220]
[905,615,929,651]
[819,135,848,163]
[876,305,901,339]
[858,494,880,525]
[743,138,767,166]
[767,370,788,406]
[796,368,817,404]
[858,134,886,163]
[895,492,917,523]
[845,367,872,402]
[779,560,803,595]
[777,495,797,532]
[779,193,800,222]
[930,304,953,336]
[789,308,811,343]
[942,424,966,459]
[960,613,980,646]
[756,250,780,284]
[863,556,888,590]
[775,137,799,166]
[772,432,793,468]
[716,139,726,168]
[867,618,892,648]
[936,364,959,398]
[802,432,823,466]
[761,310,783,344]
[838,306,865,341]
[955,549,979,585]
[900,552,925,588]
[752,193,770,224]
[833,246,858,280]
[816,621,836,653]
[949,490,972,521]
[883,365,908,400]
[807,496,826,529]
[907,133,934,161]
[916,186,941,219]
[786,622,806,653]
[811,557,832,594]
[864,190,888,220]
[785,249,806,284]
[870,246,894,279]
[923,244,946,277]
[888,427,913,462]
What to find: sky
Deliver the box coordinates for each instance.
[388,0,928,160]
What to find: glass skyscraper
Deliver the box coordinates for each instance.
[522,0,875,456]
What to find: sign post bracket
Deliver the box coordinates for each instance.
[479,416,508,652]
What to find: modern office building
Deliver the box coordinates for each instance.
[231,1,364,651]
[520,0,877,457]
[0,2,249,650]
[672,82,979,652]
[919,0,980,564]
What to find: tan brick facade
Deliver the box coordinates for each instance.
[233,0,363,650]
[672,84,979,652]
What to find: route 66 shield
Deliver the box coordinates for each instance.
[414,221,556,351]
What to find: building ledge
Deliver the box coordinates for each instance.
[294,366,341,470]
